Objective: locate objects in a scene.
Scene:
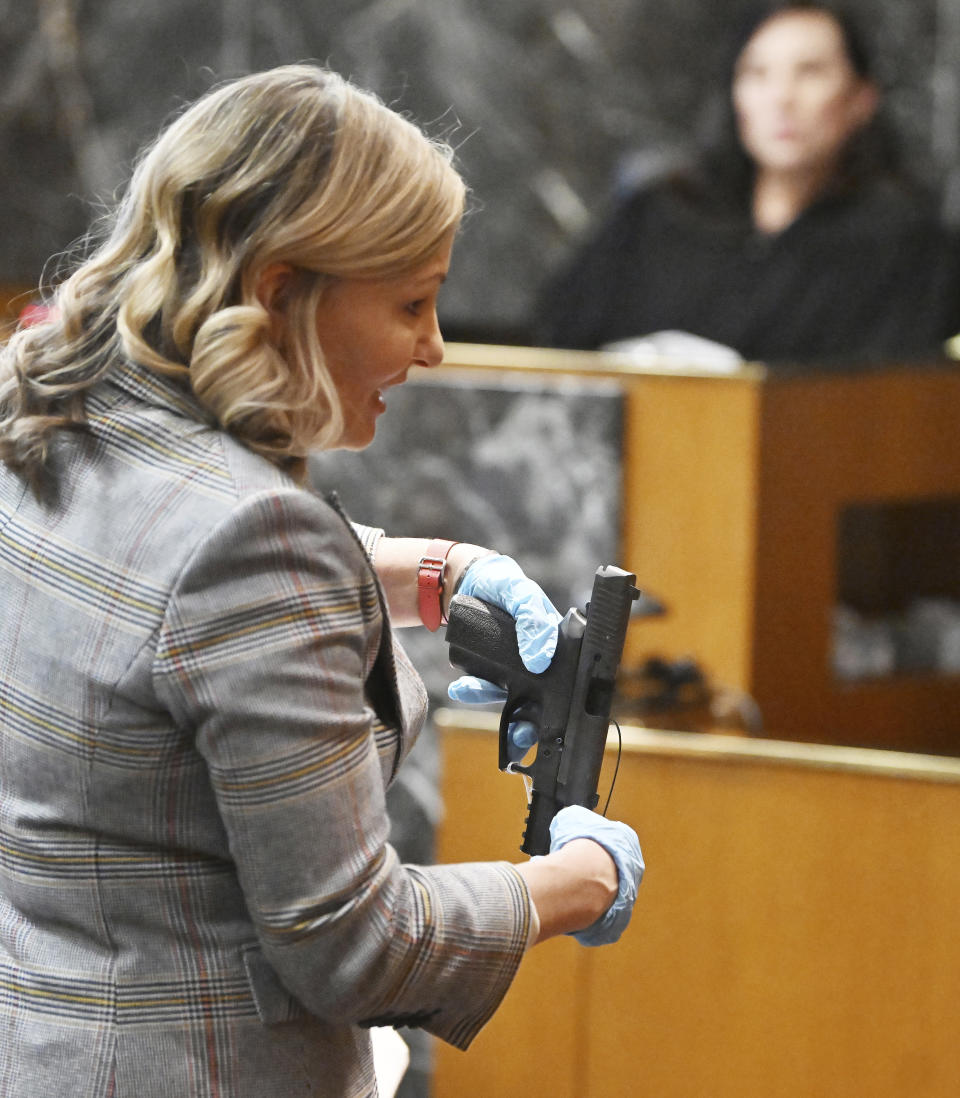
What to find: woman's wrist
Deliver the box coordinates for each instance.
[440,543,495,620]
[415,539,460,630]
[414,540,494,629]
[514,839,618,945]
[369,537,495,628]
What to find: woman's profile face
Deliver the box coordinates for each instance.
[732,9,878,182]
[314,236,453,451]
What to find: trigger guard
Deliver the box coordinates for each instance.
[498,701,538,771]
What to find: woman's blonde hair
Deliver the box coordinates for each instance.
[0,64,466,490]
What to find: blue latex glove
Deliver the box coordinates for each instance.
[549,804,644,947]
[446,555,561,760]
[451,554,561,674]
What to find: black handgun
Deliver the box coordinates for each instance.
[446,565,639,855]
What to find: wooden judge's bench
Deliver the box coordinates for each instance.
[431,343,960,756]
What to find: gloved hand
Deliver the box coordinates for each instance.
[549,804,644,947]
[446,555,562,760]
[444,670,538,761]
[451,554,562,673]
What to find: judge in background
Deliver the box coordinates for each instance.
[533,0,960,366]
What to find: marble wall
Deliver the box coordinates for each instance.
[0,0,957,337]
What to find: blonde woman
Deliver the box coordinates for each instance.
[0,64,641,1097]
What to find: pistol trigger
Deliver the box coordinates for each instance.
[505,761,533,777]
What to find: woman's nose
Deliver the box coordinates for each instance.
[417,311,445,368]
[768,72,798,105]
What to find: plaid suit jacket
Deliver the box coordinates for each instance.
[0,360,530,1097]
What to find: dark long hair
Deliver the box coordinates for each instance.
[670,1,910,219]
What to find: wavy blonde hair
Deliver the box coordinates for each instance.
[0,64,466,491]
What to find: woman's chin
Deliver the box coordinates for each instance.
[329,393,385,451]
[334,418,378,451]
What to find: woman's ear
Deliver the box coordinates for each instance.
[255,262,296,344]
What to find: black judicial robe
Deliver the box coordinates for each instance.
[533,179,960,367]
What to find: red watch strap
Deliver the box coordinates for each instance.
[417,539,458,631]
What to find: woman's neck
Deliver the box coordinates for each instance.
[751,167,832,234]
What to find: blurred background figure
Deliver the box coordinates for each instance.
[532,0,960,366]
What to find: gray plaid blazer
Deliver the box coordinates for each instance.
[0,360,530,1097]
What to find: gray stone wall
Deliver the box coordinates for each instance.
[0,0,957,336]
